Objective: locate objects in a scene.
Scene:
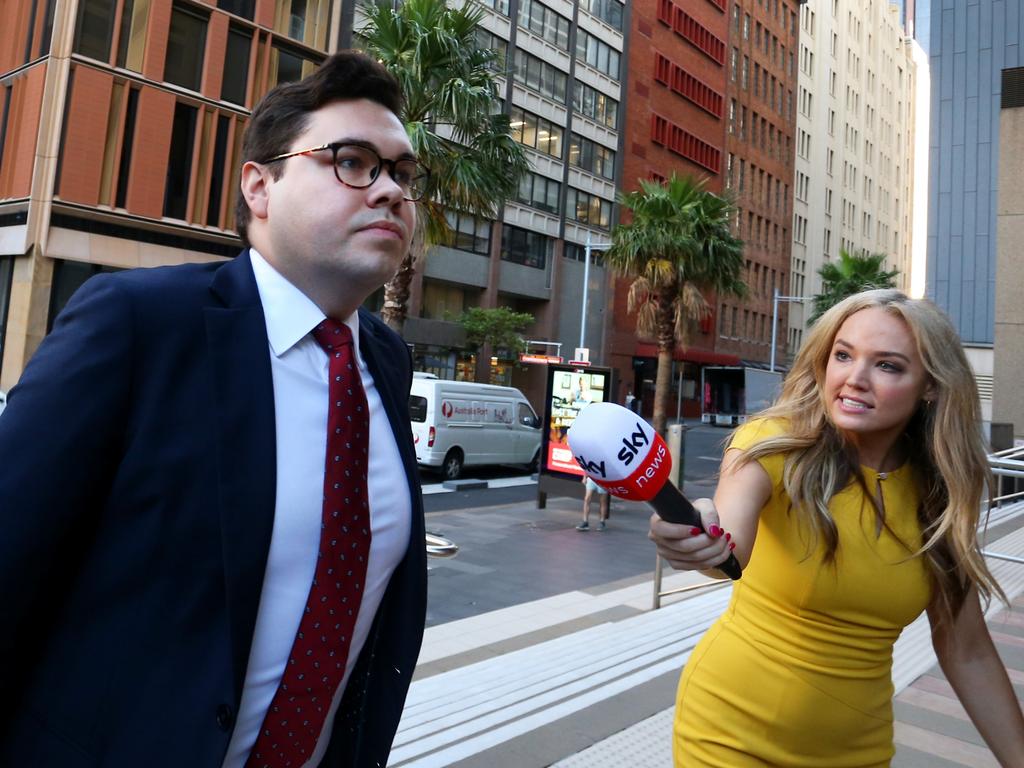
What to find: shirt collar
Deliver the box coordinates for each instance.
[248,248,361,358]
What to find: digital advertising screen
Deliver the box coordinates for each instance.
[543,365,612,476]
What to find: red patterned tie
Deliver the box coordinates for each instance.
[245,319,371,768]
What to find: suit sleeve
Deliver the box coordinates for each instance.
[0,275,134,665]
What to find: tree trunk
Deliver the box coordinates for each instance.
[652,290,676,436]
[381,225,425,334]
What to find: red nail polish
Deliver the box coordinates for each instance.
[689,527,702,536]
[725,532,732,542]
[729,542,736,550]
[709,525,722,537]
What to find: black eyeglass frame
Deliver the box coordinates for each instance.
[263,142,431,202]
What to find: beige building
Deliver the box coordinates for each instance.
[787,0,915,354]
[994,66,1024,443]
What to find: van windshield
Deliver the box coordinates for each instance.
[409,395,428,423]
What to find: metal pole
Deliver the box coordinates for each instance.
[770,288,780,372]
[676,361,683,421]
[580,234,592,350]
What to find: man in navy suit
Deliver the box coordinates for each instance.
[0,52,427,767]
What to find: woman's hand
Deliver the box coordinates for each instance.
[648,498,735,572]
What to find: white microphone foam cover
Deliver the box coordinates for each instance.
[566,401,658,482]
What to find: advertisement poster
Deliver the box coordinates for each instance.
[544,366,610,476]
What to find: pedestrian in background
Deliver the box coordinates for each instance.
[624,389,637,413]
[577,474,610,531]
[649,289,1024,767]
[0,52,428,767]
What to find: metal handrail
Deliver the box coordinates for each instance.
[981,551,1024,565]
[652,443,1024,602]
[652,554,729,609]
[980,442,1024,563]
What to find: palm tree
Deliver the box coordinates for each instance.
[357,0,530,332]
[809,249,899,323]
[606,174,746,435]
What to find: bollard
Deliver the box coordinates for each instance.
[666,423,686,490]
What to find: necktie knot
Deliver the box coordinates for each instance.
[312,319,353,354]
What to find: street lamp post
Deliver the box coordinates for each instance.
[770,288,807,372]
[580,234,611,350]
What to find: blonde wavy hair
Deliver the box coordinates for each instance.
[734,289,1002,625]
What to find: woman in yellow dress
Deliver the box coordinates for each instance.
[650,290,1024,767]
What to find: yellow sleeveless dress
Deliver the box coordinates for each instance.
[674,419,932,767]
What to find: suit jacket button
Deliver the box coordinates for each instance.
[216,704,234,731]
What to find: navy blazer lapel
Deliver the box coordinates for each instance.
[206,251,278,701]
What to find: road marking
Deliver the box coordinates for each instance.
[421,476,537,495]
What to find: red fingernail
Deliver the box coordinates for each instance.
[709,525,722,537]
[725,532,732,542]
[729,542,736,550]
[690,527,701,536]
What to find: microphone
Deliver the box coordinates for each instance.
[566,401,742,580]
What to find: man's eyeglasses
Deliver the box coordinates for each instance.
[264,143,431,202]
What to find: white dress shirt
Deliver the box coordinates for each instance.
[221,250,412,768]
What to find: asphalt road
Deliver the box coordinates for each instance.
[417,422,736,626]
[419,422,732,513]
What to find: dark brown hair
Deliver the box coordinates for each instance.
[235,50,404,246]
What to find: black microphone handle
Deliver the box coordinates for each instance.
[649,481,743,581]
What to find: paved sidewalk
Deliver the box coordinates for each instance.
[392,500,1024,767]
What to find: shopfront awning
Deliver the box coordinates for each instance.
[634,343,741,366]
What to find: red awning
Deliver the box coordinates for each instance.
[634,343,741,366]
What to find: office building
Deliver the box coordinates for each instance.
[788,0,916,355]
[0,0,629,409]
[925,0,1024,424]
[0,0,334,390]
[721,0,800,364]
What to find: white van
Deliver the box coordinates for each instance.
[408,375,541,480]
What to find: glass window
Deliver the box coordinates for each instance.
[509,106,563,158]
[409,395,428,423]
[537,121,562,157]
[516,172,560,214]
[501,225,550,269]
[518,0,570,49]
[576,30,619,79]
[206,114,231,226]
[478,0,509,15]
[221,26,251,105]
[164,4,207,91]
[0,86,11,174]
[563,242,603,266]
[474,28,508,71]
[421,281,467,320]
[274,0,329,49]
[0,256,12,379]
[47,260,121,332]
[163,101,197,219]
[74,0,116,61]
[38,0,58,58]
[566,188,611,228]
[444,210,491,256]
[513,49,568,102]
[270,44,321,86]
[573,81,617,128]
[217,0,253,19]
[115,0,150,71]
[582,0,623,31]
[114,87,138,209]
[568,133,614,180]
